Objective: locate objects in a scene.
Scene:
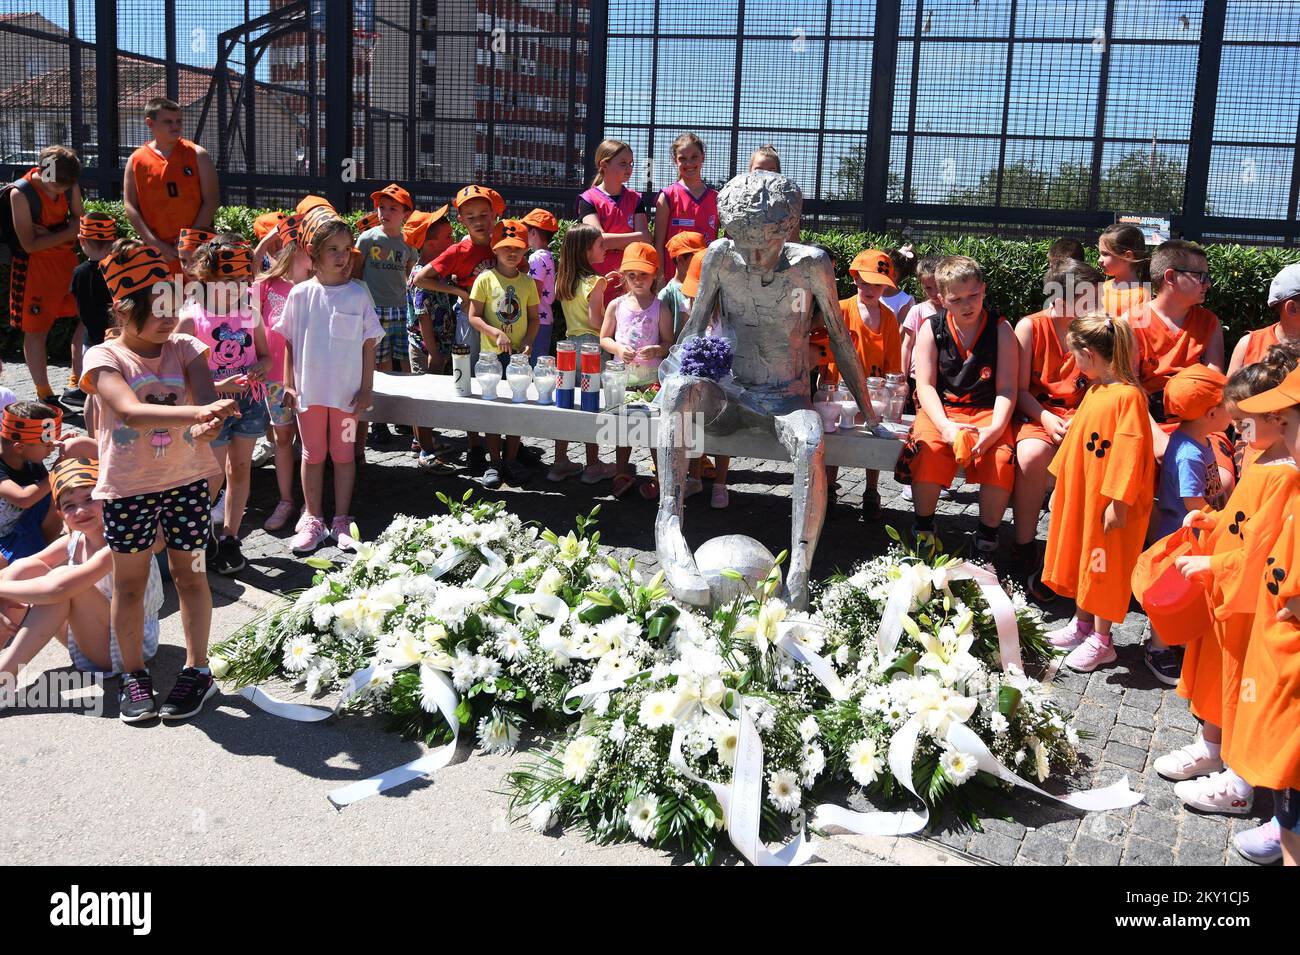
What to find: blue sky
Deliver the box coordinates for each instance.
[6,0,1298,219]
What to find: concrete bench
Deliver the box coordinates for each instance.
[369,371,906,470]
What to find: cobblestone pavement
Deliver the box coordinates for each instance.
[15,358,1274,866]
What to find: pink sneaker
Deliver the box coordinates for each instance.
[580,462,617,484]
[710,484,730,509]
[331,515,358,551]
[1174,771,1253,815]
[1234,819,1282,864]
[547,459,585,483]
[264,500,296,532]
[1064,634,1117,672]
[1047,619,1092,650]
[290,515,328,554]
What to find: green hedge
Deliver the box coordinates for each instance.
[5,200,1298,362]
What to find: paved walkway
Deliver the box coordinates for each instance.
[1,359,1271,865]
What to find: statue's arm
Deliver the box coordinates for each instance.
[679,244,727,341]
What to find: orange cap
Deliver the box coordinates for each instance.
[78,214,118,243]
[214,242,253,279]
[666,231,708,261]
[493,219,528,251]
[355,211,381,233]
[1239,364,1300,414]
[403,206,450,249]
[620,241,659,275]
[454,184,506,218]
[100,244,170,301]
[849,249,898,290]
[276,213,302,247]
[1164,365,1226,421]
[682,249,706,298]
[176,227,216,255]
[253,211,288,240]
[295,194,334,217]
[370,182,413,211]
[520,208,559,233]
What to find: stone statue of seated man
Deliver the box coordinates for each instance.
[656,170,875,609]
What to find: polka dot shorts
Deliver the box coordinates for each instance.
[103,479,212,554]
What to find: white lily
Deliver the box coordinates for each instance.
[916,624,980,686]
[736,599,787,655]
[906,675,978,736]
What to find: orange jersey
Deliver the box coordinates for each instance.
[1024,310,1086,414]
[826,298,901,383]
[7,168,77,331]
[1237,322,1283,367]
[1231,495,1300,790]
[1183,461,1300,731]
[1128,302,1221,396]
[1102,279,1149,318]
[1042,382,1156,622]
[128,138,204,246]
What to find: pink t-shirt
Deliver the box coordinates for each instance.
[81,334,222,500]
[254,277,294,384]
[272,278,384,413]
[904,300,940,375]
[185,303,257,380]
[612,294,663,385]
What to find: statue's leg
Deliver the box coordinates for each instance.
[774,408,826,610]
[656,376,712,607]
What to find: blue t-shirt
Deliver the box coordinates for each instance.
[1155,430,1214,539]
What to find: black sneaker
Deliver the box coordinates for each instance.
[517,444,544,465]
[500,460,529,486]
[1145,645,1184,687]
[159,667,218,720]
[40,394,62,411]
[213,535,246,575]
[202,526,220,574]
[466,446,488,475]
[60,387,87,410]
[859,488,881,520]
[479,465,502,489]
[118,670,158,723]
[394,424,413,436]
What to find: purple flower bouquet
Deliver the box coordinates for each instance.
[678,336,734,381]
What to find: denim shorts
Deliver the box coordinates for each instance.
[212,390,271,447]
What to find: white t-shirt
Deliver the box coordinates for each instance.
[272,278,384,412]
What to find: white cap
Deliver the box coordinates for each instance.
[1267,263,1300,307]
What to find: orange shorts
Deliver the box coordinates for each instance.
[1011,406,1076,448]
[911,404,1014,491]
[8,247,78,333]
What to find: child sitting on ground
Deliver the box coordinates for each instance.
[0,452,165,683]
[0,401,64,568]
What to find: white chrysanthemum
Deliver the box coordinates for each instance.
[801,743,826,784]
[989,712,1010,735]
[283,635,316,673]
[303,658,337,696]
[714,720,740,767]
[638,690,677,729]
[847,738,883,786]
[476,712,520,753]
[311,603,335,630]
[450,653,477,692]
[561,735,600,782]
[1066,724,1081,748]
[1030,736,1051,782]
[941,748,978,785]
[834,645,851,667]
[798,715,820,742]
[592,653,636,684]
[418,664,447,714]
[784,619,825,653]
[430,586,488,628]
[863,688,891,713]
[497,630,527,661]
[597,615,641,648]
[685,731,713,759]
[745,698,777,733]
[473,655,501,681]
[528,798,559,833]
[625,794,659,841]
[766,770,801,814]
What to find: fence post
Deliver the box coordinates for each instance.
[862,0,900,230]
[165,0,178,102]
[1182,0,1227,242]
[324,0,353,211]
[583,0,609,189]
[68,0,83,159]
[94,0,120,199]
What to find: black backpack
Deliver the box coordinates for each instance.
[0,177,48,265]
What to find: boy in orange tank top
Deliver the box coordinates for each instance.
[123,97,218,276]
[1227,264,1300,376]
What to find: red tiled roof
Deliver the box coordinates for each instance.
[0,54,222,110]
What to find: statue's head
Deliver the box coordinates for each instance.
[718,171,801,254]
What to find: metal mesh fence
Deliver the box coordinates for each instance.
[0,1,1297,242]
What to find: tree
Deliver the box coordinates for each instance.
[827,141,903,202]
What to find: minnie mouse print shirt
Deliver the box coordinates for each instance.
[184,303,258,382]
[81,334,222,500]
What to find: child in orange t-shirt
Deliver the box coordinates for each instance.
[1158,349,1300,849]
[1097,223,1150,318]
[1227,263,1300,376]
[824,249,902,518]
[1221,363,1300,866]
[1011,258,1106,592]
[908,256,1017,553]
[1041,315,1155,673]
